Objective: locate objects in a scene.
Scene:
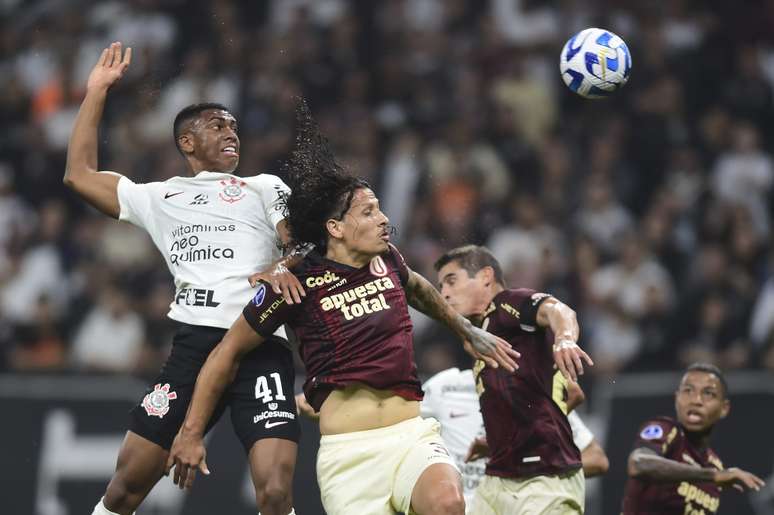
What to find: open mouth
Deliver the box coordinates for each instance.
[222,145,239,157]
[380,232,390,242]
[686,410,703,424]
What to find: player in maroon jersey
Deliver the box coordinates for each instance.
[622,363,764,515]
[164,101,519,515]
[434,244,594,514]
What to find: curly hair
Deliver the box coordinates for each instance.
[282,99,370,253]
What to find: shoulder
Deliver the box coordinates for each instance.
[118,176,165,189]
[498,288,550,306]
[385,243,407,265]
[636,416,679,442]
[242,173,289,190]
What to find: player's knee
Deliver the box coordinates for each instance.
[255,483,291,512]
[104,475,145,513]
[422,485,465,515]
[255,475,292,512]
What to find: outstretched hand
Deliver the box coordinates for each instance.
[714,467,765,493]
[464,324,520,372]
[87,42,131,92]
[553,339,593,382]
[165,431,210,490]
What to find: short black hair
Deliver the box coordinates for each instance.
[281,98,370,253]
[433,245,505,286]
[684,363,729,397]
[172,102,231,153]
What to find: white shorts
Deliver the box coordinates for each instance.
[470,468,585,515]
[316,416,458,515]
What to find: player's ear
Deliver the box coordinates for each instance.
[719,398,730,419]
[178,132,194,155]
[326,218,343,240]
[478,266,495,286]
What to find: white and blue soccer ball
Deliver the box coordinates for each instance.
[560,28,632,99]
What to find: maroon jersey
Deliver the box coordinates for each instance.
[243,244,422,411]
[475,288,581,478]
[622,416,724,515]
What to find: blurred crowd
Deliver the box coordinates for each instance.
[1,0,773,383]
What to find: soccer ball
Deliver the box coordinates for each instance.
[560,28,632,99]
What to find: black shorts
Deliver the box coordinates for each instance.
[129,323,299,452]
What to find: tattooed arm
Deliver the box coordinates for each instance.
[405,269,518,371]
[628,448,763,491]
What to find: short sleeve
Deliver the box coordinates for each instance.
[568,411,594,451]
[117,176,154,229]
[242,282,296,337]
[258,174,290,232]
[387,243,409,286]
[514,288,553,330]
[631,418,677,456]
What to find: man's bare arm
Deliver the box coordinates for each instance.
[181,316,264,438]
[629,447,765,491]
[628,447,716,482]
[536,298,593,381]
[64,42,131,218]
[405,268,518,372]
[165,315,265,489]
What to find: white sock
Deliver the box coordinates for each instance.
[258,510,295,515]
[91,498,122,515]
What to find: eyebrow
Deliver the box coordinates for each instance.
[207,115,237,125]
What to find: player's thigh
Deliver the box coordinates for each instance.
[393,417,459,514]
[230,337,300,455]
[108,430,168,494]
[468,478,499,515]
[129,324,228,450]
[316,437,395,515]
[247,438,297,491]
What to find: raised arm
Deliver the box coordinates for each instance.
[64,42,131,218]
[628,448,764,491]
[405,268,519,372]
[165,315,265,489]
[535,297,593,381]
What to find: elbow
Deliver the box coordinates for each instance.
[582,443,610,477]
[627,454,645,478]
[596,454,610,476]
[62,171,75,189]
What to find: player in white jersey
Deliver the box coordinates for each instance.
[420,368,608,512]
[65,43,302,515]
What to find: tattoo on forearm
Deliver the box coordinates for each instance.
[631,451,715,482]
[407,273,464,333]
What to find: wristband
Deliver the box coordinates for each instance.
[553,339,579,352]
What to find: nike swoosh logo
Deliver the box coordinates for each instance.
[449,412,468,419]
[164,191,184,199]
[265,420,289,429]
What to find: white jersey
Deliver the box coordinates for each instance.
[421,368,595,510]
[117,171,289,332]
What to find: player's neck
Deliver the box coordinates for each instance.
[325,242,373,269]
[186,158,235,176]
[468,283,505,325]
[684,425,713,449]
